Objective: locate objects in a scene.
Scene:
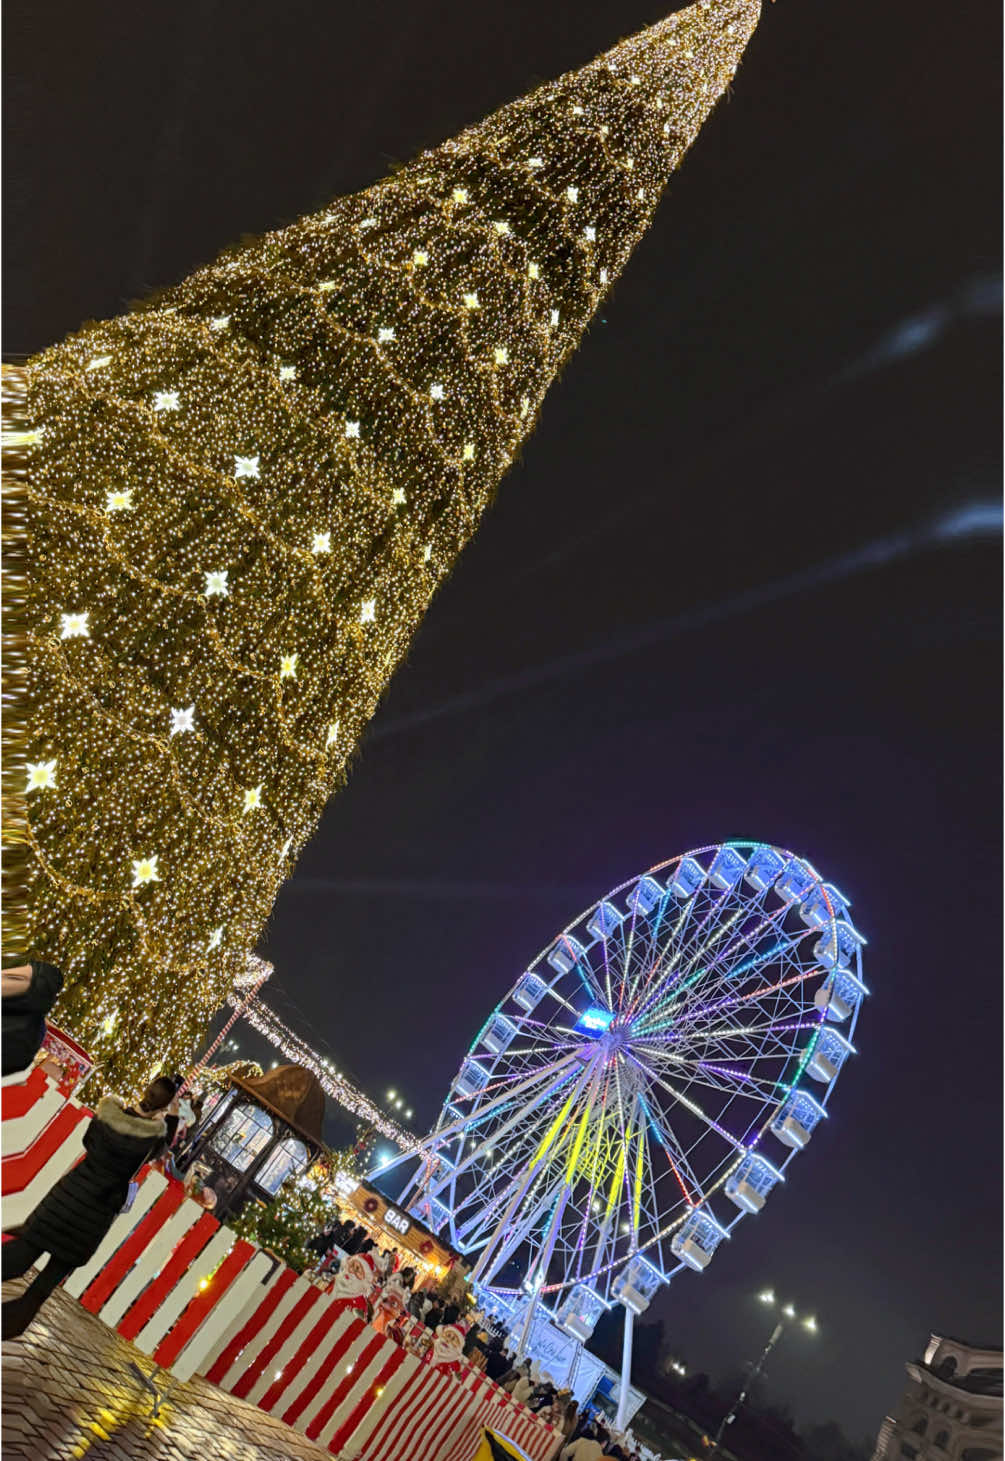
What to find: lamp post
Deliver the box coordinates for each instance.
[704,1290,818,1459]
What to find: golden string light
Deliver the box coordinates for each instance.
[4,1,760,1092]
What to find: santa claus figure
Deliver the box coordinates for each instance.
[327,1251,377,1317]
[425,1321,469,1373]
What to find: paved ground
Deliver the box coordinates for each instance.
[2,1280,332,1461]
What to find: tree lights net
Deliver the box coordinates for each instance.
[3,1,760,1090]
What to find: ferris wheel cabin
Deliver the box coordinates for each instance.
[672,856,705,899]
[770,1090,827,1149]
[725,1153,784,1214]
[481,1014,517,1056]
[670,1209,730,1272]
[556,1284,608,1342]
[548,935,587,974]
[708,845,747,889]
[815,968,867,1022]
[513,971,548,1012]
[453,1057,490,1099]
[813,918,866,971]
[628,874,664,915]
[612,1254,665,1312]
[587,900,624,939]
[774,859,816,904]
[799,881,851,929]
[807,1028,855,1083]
[744,845,787,892]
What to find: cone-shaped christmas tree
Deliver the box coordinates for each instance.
[4,0,759,1089]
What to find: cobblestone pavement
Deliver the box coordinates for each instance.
[2,1280,332,1461]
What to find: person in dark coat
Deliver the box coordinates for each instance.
[2,961,64,1076]
[2,1075,177,1338]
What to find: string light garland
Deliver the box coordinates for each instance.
[230,992,420,1153]
[3,1,760,1093]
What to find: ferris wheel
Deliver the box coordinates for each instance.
[383,841,866,1359]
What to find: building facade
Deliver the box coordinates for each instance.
[872,1333,1002,1461]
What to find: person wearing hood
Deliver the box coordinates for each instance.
[2,961,64,1077]
[512,1365,536,1405]
[2,1075,177,1337]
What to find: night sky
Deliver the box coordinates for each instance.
[7,0,1001,1442]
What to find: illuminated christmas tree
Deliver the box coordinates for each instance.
[4,0,760,1089]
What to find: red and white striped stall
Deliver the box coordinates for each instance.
[2,1069,561,1461]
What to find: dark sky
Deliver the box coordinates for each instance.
[6,0,1001,1443]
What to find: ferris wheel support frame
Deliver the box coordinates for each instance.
[616,1307,635,1433]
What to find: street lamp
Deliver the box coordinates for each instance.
[704,1290,819,1458]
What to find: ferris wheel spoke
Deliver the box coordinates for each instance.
[626,1054,749,1157]
[669,962,822,1043]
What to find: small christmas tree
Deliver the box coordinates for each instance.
[228,1154,353,1273]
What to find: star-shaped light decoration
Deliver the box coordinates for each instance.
[59,611,90,640]
[279,365,297,382]
[412,250,428,267]
[572,104,585,116]
[326,720,340,748]
[359,217,377,229]
[25,760,57,794]
[566,186,579,203]
[599,268,609,284]
[106,489,133,512]
[279,652,298,679]
[528,263,540,280]
[584,225,596,242]
[493,346,509,366]
[429,383,445,401]
[319,279,337,292]
[462,292,480,311]
[550,309,561,327]
[86,355,111,371]
[527,156,544,169]
[311,531,331,555]
[377,326,396,344]
[101,1012,118,1035]
[206,926,224,952]
[234,454,260,479]
[153,391,180,412]
[452,188,469,204]
[360,599,376,624]
[169,705,195,736]
[493,221,511,236]
[422,544,433,562]
[462,443,475,461]
[209,315,230,331]
[204,570,229,598]
[131,855,160,888]
[391,488,406,506]
[345,421,360,439]
[243,785,263,814]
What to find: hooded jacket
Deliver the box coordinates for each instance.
[2,962,64,1075]
[20,1096,169,1265]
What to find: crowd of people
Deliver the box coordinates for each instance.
[497,1358,648,1460]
